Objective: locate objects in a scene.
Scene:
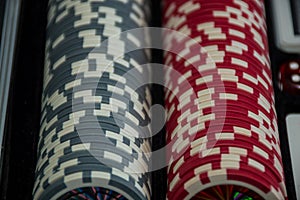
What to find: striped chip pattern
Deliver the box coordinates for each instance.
[33,0,152,199]
[163,0,287,199]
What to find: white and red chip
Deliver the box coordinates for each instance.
[163,0,287,199]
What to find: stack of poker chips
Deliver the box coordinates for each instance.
[163,0,287,199]
[33,0,152,199]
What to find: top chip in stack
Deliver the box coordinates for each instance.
[162,0,287,199]
[33,0,152,199]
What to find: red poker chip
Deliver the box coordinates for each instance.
[166,63,272,93]
[165,52,272,90]
[163,19,267,50]
[168,160,282,200]
[186,14,267,37]
[166,56,272,87]
[164,16,267,47]
[165,101,276,140]
[165,95,276,124]
[173,103,271,127]
[164,89,275,121]
[167,172,263,200]
[168,44,271,78]
[166,120,279,160]
[163,1,265,26]
[166,121,280,160]
[164,32,268,67]
[165,109,275,144]
[167,140,283,185]
[164,87,275,124]
[169,162,284,200]
[165,98,276,130]
[166,119,280,155]
[165,58,273,92]
[164,74,273,106]
[166,73,274,105]
[165,104,277,140]
[167,5,266,26]
[164,37,268,67]
[167,126,280,167]
[189,25,266,48]
[196,35,268,54]
[166,31,268,60]
[164,70,272,99]
[167,156,282,197]
[168,141,282,182]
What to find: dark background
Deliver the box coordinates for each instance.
[0,0,298,199]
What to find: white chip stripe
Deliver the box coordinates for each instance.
[219,93,237,100]
[197,22,214,31]
[248,158,265,172]
[196,147,221,158]
[52,34,65,49]
[55,8,69,24]
[253,145,269,160]
[229,28,246,39]
[237,82,253,94]
[178,1,201,14]
[53,55,66,70]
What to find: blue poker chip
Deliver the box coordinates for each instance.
[43,62,150,99]
[38,129,150,165]
[42,80,150,112]
[37,130,151,167]
[47,0,149,28]
[42,81,150,109]
[44,52,149,86]
[35,142,151,184]
[36,150,150,186]
[40,125,150,161]
[42,78,150,112]
[41,82,151,120]
[47,30,148,60]
[47,10,146,39]
[36,151,150,186]
[38,110,151,146]
[37,133,151,172]
[41,86,150,122]
[34,168,148,200]
[38,115,151,154]
[37,118,151,154]
[40,115,151,151]
[43,53,149,90]
[40,91,150,131]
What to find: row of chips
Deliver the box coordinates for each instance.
[33,0,152,199]
[163,0,287,199]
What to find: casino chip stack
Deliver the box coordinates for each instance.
[33,0,152,199]
[163,0,287,199]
